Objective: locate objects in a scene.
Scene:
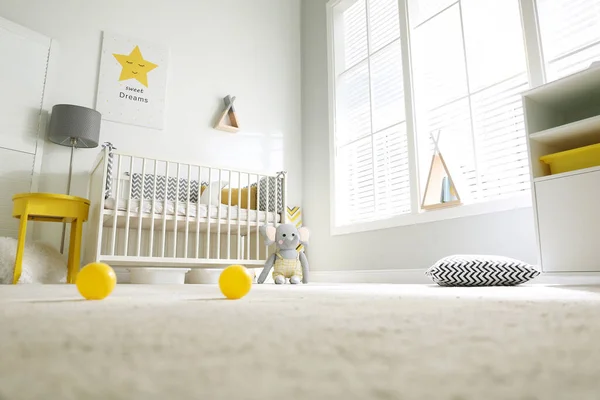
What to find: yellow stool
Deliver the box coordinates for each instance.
[12,193,90,284]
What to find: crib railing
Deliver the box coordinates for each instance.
[84,147,287,268]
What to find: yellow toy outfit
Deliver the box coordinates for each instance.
[272,251,303,280]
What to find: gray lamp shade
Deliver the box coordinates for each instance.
[48,104,101,148]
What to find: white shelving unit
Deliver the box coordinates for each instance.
[523,66,600,273]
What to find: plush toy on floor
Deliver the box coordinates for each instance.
[0,237,66,284]
[257,224,310,284]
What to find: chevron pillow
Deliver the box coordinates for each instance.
[254,176,284,213]
[425,255,540,286]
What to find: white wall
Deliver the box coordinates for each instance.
[0,0,301,248]
[301,0,538,275]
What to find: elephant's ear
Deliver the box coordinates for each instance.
[298,227,309,245]
[260,225,277,246]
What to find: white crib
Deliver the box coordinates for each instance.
[83,147,286,271]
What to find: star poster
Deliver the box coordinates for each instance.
[96,32,169,130]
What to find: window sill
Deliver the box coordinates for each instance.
[331,193,533,236]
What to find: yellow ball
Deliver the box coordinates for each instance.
[76,262,117,300]
[219,265,252,300]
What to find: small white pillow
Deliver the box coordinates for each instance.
[199,181,228,205]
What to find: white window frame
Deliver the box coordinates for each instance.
[327,0,553,235]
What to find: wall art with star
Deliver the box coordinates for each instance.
[95,32,169,130]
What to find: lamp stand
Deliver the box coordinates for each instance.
[60,138,77,254]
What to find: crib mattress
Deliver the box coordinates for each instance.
[104,198,281,223]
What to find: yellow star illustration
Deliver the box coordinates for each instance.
[113,45,158,87]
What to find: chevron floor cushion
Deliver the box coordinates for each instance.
[425,255,540,286]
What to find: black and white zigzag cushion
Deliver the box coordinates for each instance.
[425,255,540,286]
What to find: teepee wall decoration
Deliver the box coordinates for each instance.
[214,95,239,133]
[421,130,462,210]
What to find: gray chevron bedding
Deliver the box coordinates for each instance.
[101,144,285,212]
[128,173,281,210]
[253,174,284,213]
[130,173,207,203]
[103,143,116,199]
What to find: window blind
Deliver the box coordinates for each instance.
[463,0,531,201]
[472,74,530,200]
[537,0,600,81]
[409,0,531,203]
[333,0,410,226]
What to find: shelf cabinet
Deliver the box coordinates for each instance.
[535,169,600,272]
[523,65,600,273]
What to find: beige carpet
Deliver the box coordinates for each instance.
[1,283,600,400]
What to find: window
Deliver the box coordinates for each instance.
[537,0,600,81]
[327,0,600,233]
[331,0,411,226]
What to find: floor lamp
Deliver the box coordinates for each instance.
[47,104,101,253]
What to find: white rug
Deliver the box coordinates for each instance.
[1,283,600,400]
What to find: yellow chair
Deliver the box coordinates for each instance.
[12,193,90,284]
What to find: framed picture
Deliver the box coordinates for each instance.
[95,32,169,130]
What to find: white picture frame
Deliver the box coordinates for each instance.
[95,32,169,130]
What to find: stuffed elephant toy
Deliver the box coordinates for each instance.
[257,224,310,284]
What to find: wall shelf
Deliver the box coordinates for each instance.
[522,64,600,107]
[529,115,600,148]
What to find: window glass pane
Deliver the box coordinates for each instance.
[547,42,600,80]
[336,137,374,224]
[336,62,371,145]
[373,123,411,217]
[369,0,400,53]
[370,41,405,132]
[537,0,600,61]
[537,0,600,81]
[416,99,476,200]
[472,74,530,200]
[408,0,456,27]
[411,5,468,111]
[462,0,527,92]
[331,0,411,226]
[339,0,368,71]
